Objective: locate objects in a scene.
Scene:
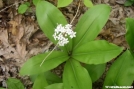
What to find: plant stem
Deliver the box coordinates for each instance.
[0,1,22,13]
[70,1,81,24]
[40,44,58,67]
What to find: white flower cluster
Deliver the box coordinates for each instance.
[53,24,76,46]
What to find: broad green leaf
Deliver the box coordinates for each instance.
[20,51,69,75]
[126,18,134,51]
[63,59,92,89]
[30,75,37,82]
[33,73,48,89]
[18,4,29,14]
[57,0,73,7]
[73,4,111,49]
[72,40,123,64]
[33,0,40,6]
[6,78,24,89]
[30,71,62,84]
[45,83,63,89]
[83,0,93,7]
[84,63,106,82]
[36,1,67,47]
[44,71,62,84]
[103,50,134,89]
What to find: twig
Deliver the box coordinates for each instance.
[0,1,22,13]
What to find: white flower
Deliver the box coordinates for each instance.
[65,24,72,29]
[53,24,76,46]
[58,38,69,46]
[70,32,76,38]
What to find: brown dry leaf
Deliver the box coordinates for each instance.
[15,25,25,43]
[14,25,27,63]
[109,0,116,4]
[28,41,52,55]
[113,37,123,45]
[24,24,38,44]
[16,42,27,62]
[0,29,9,47]
[13,15,22,25]
[100,28,112,37]
[0,0,3,8]
[103,0,109,3]
[8,21,18,35]
[116,0,125,4]
[0,28,26,64]
[109,18,119,25]
[109,5,123,25]
[124,7,134,18]
[0,46,15,59]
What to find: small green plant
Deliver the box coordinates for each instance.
[0,78,24,89]
[18,0,93,14]
[18,0,41,14]
[124,0,134,6]
[102,18,134,89]
[57,0,93,7]
[18,2,30,14]
[19,1,123,89]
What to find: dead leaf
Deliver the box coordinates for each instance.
[113,37,123,45]
[0,57,3,61]
[8,21,18,35]
[15,25,24,43]
[0,29,9,47]
[104,0,109,3]
[116,0,125,4]
[16,42,27,62]
[109,18,119,25]
[24,24,38,44]
[0,0,3,8]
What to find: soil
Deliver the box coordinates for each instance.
[0,0,133,89]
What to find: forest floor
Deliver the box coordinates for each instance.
[0,0,133,89]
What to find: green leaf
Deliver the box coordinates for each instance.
[30,75,37,82]
[57,0,73,7]
[44,71,62,84]
[18,4,29,14]
[33,0,40,6]
[0,88,5,89]
[24,2,30,6]
[33,73,48,89]
[72,40,123,64]
[124,0,134,6]
[30,71,62,84]
[126,18,134,51]
[45,83,63,89]
[20,51,69,75]
[73,4,111,49]
[6,78,24,89]
[63,59,92,89]
[103,50,134,89]
[84,63,106,82]
[83,0,93,7]
[36,1,67,46]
